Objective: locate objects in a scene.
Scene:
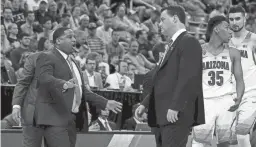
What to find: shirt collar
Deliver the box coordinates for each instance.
[86,70,94,77]
[171,28,186,43]
[56,48,68,60]
[98,117,108,124]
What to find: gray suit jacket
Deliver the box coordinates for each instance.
[12,52,41,125]
[34,49,107,130]
[82,71,103,89]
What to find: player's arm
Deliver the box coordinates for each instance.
[229,47,245,111]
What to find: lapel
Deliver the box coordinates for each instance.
[71,57,86,92]
[159,32,186,70]
[52,49,73,78]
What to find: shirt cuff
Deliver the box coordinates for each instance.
[13,105,21,109]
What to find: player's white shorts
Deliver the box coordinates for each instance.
[192,94,236,145]
[230,90,256,143]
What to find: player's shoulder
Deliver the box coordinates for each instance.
[228,45,240,58]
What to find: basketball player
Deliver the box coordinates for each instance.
[192,16,245,147]
[228,5,256,147]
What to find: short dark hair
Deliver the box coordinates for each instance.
[206,15,228,42]
[148,32,157,41]
[228,5,246,16]
[62,13,71,18]
[86,52,99,63]
[135,30,143,39]
[161,5,186,24]
[19,33,30,40]
[52,27,69,44]
[42,16,52,25]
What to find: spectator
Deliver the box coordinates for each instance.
[108,53,119,74]
[74,14,90,37]
[7,23,20,49]
[37,37,53,51]
[12,0,27,26]
[70,5,81,30]
[106,29,125,59]
[123,39,155,74]
[87,22,106,55]
[20,11,35,36]
[34,0,48,25]
[97,4,111,22]
[126,10,149,33]
[123,103,147,130]
[26,0,48,11]
[55,13,71,29]
[105,60,133,90]
[96,16,113,45]
[86,1,100,24]
[10,33,32,71]
[147,32,162,61]
[1,7,13,33]
[143,10,160,34]
[1,25,11,54]
[37,17,52,40]
[1,53,17,84]
[89,108,117,131]
[136,30,149,58]
[46,0,60,26]
[82,53,104,89]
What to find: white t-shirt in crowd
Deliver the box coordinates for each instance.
[105,73,132,89]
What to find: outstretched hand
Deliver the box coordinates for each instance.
[106,100,123,113]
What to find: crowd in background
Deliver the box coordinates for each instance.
[1,0,256,131]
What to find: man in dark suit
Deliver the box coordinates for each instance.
[33,27,122,147]
[123,103,147,130]
[135,5,205,147]
[90,108,117,131]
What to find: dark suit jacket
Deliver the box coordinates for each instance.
[91,118,117,131]
[34,49,108,132]
[123,117,137,130]
[12,52,41,125]
[82,71,103,89]
[142,32,205,127]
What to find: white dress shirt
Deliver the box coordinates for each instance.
[105,73,132,89]
[160,28,186,66]
[98,117,112,131]
[85,70,96,87]
[57,49,82,113]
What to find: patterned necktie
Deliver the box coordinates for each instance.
[104,121,110,131]
[66,56,82,112]
[159,39,173,66]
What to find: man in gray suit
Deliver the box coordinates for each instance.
[33,27,122,147]
[12,42,51,147]
[82,53,103,89]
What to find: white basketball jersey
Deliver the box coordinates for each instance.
[202,47,233,98]
[229,32,256,92]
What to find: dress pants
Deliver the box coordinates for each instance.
[22,114,77,147]
[156,124,190,147]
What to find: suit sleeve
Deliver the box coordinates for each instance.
[170,37,202,111]
[12,54,35,106]
[36,53,66,91]
[83,85,108,110]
